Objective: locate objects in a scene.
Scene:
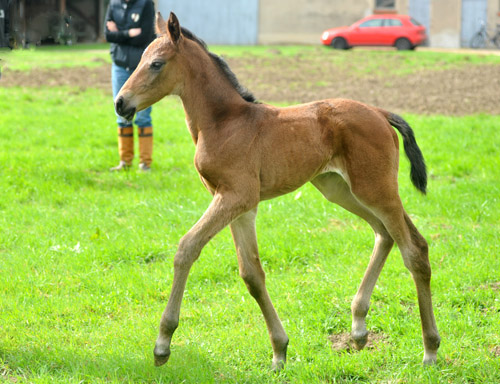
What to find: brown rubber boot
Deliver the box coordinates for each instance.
[110,126,134,171]
[138,126,153,171]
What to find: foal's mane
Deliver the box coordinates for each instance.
[180,27,257,104]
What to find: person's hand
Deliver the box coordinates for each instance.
[106,21,118,32]
[129,28,142,37]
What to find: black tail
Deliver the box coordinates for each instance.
[386,112,427,194]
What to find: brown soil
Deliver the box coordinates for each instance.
[492,345,500,357]
[1,65,112,92]
[329,332,388,352]
[2,52,500,115]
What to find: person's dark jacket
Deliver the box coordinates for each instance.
[105,0,155,70]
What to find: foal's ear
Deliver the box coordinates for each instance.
[155,12,167,36]
[167,12,181,44]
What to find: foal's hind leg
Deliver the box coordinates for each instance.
[350,230,394,349]
[229,208,289,371]
[312,173,394,350]
[377,210,441,364]
[347,179,440,363]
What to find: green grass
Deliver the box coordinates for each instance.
[0,44,111,71]
[1,46,500,383]
[215,45,500,77]
[2,42,500,75]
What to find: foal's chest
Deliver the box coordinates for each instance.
[193,139,226,189]
[193,131,253,190]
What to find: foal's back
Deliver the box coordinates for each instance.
[248,98,399,200]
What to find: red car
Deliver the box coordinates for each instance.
[321,14,427,50]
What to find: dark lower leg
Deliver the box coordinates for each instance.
[387,213,440,364]
[351,232,393,349]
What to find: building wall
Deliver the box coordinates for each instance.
[258,0,372,44]
[430,0,462,48]
[397,0,409,15]
[487,0,499,36]
[426,0,498,48]
[157,0,500,47]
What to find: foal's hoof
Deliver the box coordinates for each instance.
[351,330,368,350]
[153,346,171,367]
[271,359,285,372]
[422,352,438,365]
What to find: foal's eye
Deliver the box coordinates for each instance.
[150,61,164,71]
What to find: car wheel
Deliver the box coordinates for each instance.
[331,37,348,50]
[395,38,411,51]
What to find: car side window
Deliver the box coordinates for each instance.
[384,19,403,27]
[359,19,383,28]
[410,18,422,26]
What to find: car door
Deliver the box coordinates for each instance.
[382,18,405,45]
[349,18,384,45]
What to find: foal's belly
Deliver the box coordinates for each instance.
[256,121,335,200]
[258,148,330,200]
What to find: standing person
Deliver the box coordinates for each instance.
[105,0,155,172]
[0,0,10,48]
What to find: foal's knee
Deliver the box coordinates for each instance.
[379,232,395,249]
[240,268,266,299]
[402,238,431,280]
[401,215,432,279]
[173,235,202,270]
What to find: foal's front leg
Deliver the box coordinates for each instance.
[230,208,289,371]
[154,192,256,366]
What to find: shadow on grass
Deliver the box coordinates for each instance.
[1,343,215,383]
[46,164,195,194]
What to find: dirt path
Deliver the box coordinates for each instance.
[2,51,500,115]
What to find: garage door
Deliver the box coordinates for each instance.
[409,0,430,36]
[157,0,258,45]
[461,0,487,47]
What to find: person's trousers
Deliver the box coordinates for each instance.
[111,62,152,128]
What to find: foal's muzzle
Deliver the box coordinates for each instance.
[115,95,136,122]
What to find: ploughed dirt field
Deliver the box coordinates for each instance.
[2,48,500,115]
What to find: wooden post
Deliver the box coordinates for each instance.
[20,0,26,46]
[59,0,66,14]
[96,0,101,39]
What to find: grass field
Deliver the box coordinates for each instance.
[1,45,499,383]
[3,43,500,72]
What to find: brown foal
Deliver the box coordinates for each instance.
[115,12,440,370]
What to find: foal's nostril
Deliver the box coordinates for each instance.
[114,95,136,121]
[115,96,124,115]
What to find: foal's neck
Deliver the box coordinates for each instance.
[179,49,249,141]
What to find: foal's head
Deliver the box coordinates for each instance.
[115,12,256,121]
[115,12,187,121]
